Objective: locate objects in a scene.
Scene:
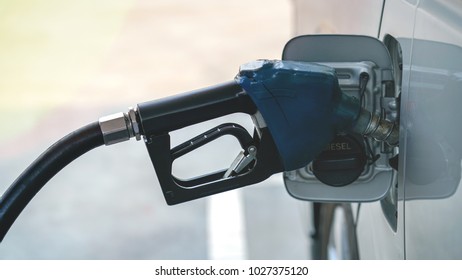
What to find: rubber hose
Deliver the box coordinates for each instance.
[0,122,104,242]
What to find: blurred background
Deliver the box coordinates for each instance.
[0,0,318,259]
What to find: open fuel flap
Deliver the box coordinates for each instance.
[283,35,400,203]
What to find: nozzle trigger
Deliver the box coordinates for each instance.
[224,145,257,178]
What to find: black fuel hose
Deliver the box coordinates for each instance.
[0,122,104,242]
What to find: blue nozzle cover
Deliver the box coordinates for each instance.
[235,60,360,171]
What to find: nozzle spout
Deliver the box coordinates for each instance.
[352,108,399,146]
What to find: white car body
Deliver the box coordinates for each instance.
[292,0,462,259]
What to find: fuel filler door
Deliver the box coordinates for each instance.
[283,35,399,202]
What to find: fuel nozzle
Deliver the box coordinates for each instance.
[98,59,399,204]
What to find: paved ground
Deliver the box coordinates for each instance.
[0,0,313,259]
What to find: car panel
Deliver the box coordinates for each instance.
[404,0,462,259]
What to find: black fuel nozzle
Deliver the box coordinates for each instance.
[99,60,399,205]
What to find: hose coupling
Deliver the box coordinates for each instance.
[99,107,141,145]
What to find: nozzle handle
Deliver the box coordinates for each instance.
[137,81,284,205]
